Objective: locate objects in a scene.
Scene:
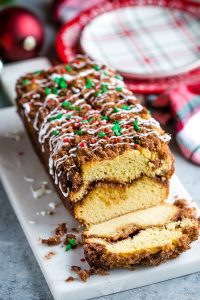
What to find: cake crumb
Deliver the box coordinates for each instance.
[89,267,109,276]
[44,251,56,260]
[71,266,90,282]
[66,276,74,283]
[71,265,109,282]
[80,258,86,262]
[42,235,61,246]
[55,223,67,236]
[64,233,77,245]
[71,227,79,233]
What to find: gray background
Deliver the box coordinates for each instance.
[0,0,200,299]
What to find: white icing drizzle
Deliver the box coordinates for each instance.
[21,56,171,198]
[50,68,94,82]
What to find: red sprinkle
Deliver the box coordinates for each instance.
[74,59,80,64]
[66,276,74,283]
[105,128,110,133]
[80,258,86,262]
[134,144,139,149]
[126,124,131,128]
[48,99,55,105]
[63,138,70,143]
[79,142,87,147]
[90,138,96,144]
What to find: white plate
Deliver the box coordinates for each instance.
[81,5,200,78]
[1,107,200,300]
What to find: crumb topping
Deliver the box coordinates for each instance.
[16,55,171,198]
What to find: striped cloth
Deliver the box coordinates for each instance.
[150,84,200,165]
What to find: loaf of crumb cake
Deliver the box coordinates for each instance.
[83,202,199,269]
[16,55,174,226]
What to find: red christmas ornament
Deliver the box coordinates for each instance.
[0,6,44,62]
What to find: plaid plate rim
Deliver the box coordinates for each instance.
[81,5,200,78]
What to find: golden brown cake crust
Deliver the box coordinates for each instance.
[83,229,198,269]
[83,201,199,270]
[16,55,174,223]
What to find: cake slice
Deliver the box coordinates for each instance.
[83,202,199,269]
[16,55,174,226]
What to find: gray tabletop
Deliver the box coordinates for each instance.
[0,1,200,299]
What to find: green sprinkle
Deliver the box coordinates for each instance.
[115,74,123,80]
[50,113,64,121]
[45,87,51,95]
[66,113,72,119]
[22,79,30,85]
[101,83,108,93]
[93,65,100,71]
[99,132,106,138]
[66,65,72,72]
[112,122,121,136]
[62,101,70,107]
[86,78,93,89]
[52,87,58,94]
[54,77,60,84]
[59,78,68,89]
[88,117,93,123]
[65,244,72,251]
[96,91,102,97]
[34,70,41,75]
[53,130,59,136]
[121,105,131,111]
[54,77,68,89]
[133,119,141,132]
[116,86,122,91]
[103,71,108,76]
[74,106,81,111]
[115,131,121,136]
[112,124,120,132]
[76,130,83,136]
[113,107,119,113]
[82,119,87,123]
[101,115,108,121]
[68,238,77,247]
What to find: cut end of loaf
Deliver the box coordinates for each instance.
[83,202,199,270]
[74,176,169,226]
[69,147,174,203]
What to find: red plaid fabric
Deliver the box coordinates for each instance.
[150,83,200,165]
[81,5,200,78]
